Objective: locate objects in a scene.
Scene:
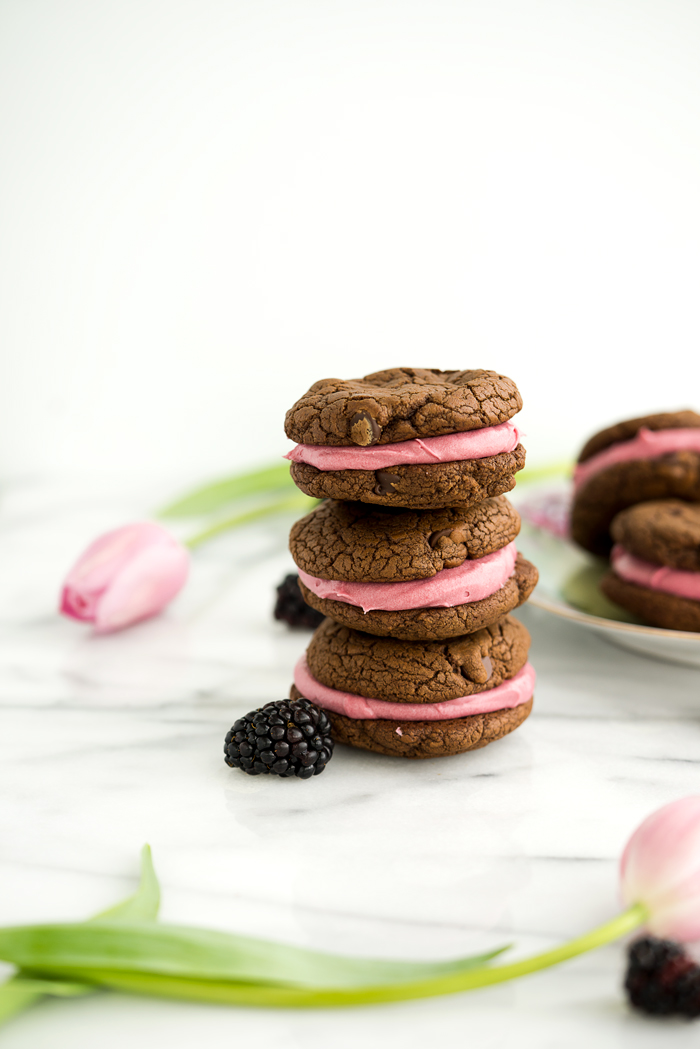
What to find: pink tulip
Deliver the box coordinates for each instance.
[60,522,190,633]
[620,796,700,942]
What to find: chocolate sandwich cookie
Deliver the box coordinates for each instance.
[289,496,521,582]
[290,497,537,640]
[600,500,700,631]
[571,411,700,556]
[285,368,526,508]
[289,616,534,758]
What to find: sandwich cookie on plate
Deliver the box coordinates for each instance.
[571,410,700,556]
[601,500,700,632]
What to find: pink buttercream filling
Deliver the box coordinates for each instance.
[297,542,518,612]
[294,656,536,721]
[285,420,520,471]
[611,544,700,601]
[574,428,700,491]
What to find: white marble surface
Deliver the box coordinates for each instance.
[1,477,700,1048]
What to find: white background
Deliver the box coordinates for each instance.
[2,0,700,482]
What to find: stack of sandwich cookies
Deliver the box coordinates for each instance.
[601,500,700,632]
[571,410,700,556]
[284,367,539,759]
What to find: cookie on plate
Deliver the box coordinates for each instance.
[285,368,526,509]
[571,410,700,556]
[290,616,534,758]
[290,497,538,640]
[600,500,700,632]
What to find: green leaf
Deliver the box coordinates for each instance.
[0,972,95,1027]
[28,907,647,1011]
[0,845,160,1029]
[0,976,91,998]
[0,848,513,1020]
[92,845,160,924]
[159,464,295,518]
[0,921,509,990]
[27,948,511,1009]
[0,978,46,1026]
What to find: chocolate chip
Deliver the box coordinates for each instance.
[459,652,494,685]
[374,471,401,495]
[350,410,381,446]
[428,528,453,549]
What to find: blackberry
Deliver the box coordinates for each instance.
[224,698,334,779]
[274,573,325,629]
[625,936,700,1018]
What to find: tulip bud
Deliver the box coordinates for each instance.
[60,522,189,633]
[620,796,700,942]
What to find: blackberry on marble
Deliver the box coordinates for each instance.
[274,573,325,629]
[224,698,334,778]
[625,936,700,1018]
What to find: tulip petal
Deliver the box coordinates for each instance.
[93,542,189,634]
[620,796,700,942]
[62,523,177,605]
[646,866,700,941]
[60,586,99,622]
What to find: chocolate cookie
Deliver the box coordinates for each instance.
[287,612,533,759]
[610,500,700,572]
[285,368,525,509]
[289,447,527,510]
[571,411,700,556]
[289,616,534,758]
[285,368,522,447]
[289,496,520,583]
[306,615,530,702]
[298,553,538,640]
[600,573,700,633]
[599,500,700,631]
[290,687,533,759]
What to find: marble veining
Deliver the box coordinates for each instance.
[0,477,699,1048]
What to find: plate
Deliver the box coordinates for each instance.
[511,482,700,668]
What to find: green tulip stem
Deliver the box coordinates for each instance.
[184,495,314,550]
[371,901,648,1005]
